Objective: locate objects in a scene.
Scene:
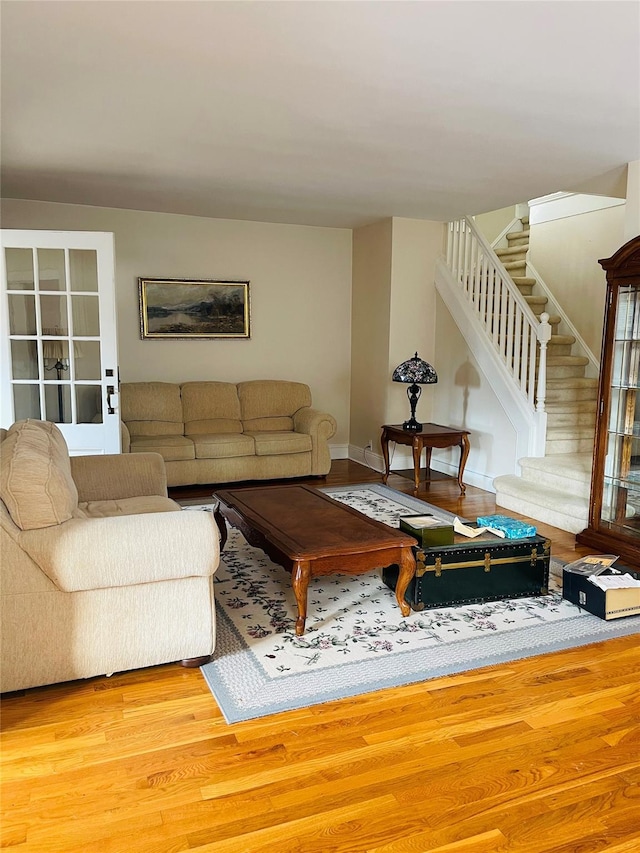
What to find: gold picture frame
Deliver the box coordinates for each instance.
[138,278,251,339]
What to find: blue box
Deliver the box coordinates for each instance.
[476,514,537,539]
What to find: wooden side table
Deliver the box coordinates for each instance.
[381,423,470,494]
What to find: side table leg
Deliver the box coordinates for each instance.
[291,560,311,636]
[458,434,470,494]
[412,440,422,492]
[394,547,415,618]
[381,432,390,484]
[424,447,433,483]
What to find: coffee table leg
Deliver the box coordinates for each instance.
[212,504,228,551]
[395,547,415,618]
[291,560,311,636]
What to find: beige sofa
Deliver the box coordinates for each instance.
[0,419,220,693]
[120,380,337,488]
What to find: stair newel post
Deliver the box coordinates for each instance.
[535,312,552,413]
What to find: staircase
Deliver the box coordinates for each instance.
[492,217,598,533]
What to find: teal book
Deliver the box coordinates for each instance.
[476,514,537,539]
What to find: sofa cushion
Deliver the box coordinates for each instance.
[237,380,311,421]
[0,419,79,530]
[181,382,243,434]
[245,431,312,456]
[242,416,294,432]
[190,433,255,459]
[121,382,184,436]
[129,435,195,462]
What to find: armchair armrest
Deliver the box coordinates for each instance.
[70,452,168,502]
[18,510,219,591]
[121,420,131,453]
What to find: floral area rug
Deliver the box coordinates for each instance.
[185,484,640,723]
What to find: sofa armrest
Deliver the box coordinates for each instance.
[293,407,337,475]
[293,407,337,440]
[17,510,219,591]
[70,453,168,502]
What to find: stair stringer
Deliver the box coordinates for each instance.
[435,257,547,475]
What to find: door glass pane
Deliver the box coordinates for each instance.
[40,295,68,335]
[74,341,101,380]
[76,385,102,423]
[44,384,71,423]
[38,249,65,291]
[11,340,39,379]
[69,250,98,292]
[42,339,70,379]
[8,294,36,334]
[72,294,100,336]
[5,248,34,290]
[13,385,41,420]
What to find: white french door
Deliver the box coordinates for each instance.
[1,230,120,454]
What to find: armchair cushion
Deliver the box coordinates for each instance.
[78,496,179,518]
[0,420,78,531]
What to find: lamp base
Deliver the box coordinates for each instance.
[402,418,423,431]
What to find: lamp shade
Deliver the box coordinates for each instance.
[42,339,67,362]
[392,353,437,385]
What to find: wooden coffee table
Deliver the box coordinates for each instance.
[215,484,417,636]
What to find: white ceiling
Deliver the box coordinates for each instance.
[1,1,639,228]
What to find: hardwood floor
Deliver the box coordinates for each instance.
[2,461,639,853]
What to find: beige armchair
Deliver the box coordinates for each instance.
[0,419,220,693]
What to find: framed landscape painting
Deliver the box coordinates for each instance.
[138,278,251,339]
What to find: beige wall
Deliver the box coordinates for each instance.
[350,219,393,451]
[529,204,626,355]
[388,219,444,431]
[474,205,517,244]
[1,199,353,448]
[624,160,640,242]
[350,217,445,462]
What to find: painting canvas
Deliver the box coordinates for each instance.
[139,278,250,339]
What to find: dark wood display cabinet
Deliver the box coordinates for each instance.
[577,236,640,567]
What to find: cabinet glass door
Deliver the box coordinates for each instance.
[1,231,120,454]
[601,283,640,535]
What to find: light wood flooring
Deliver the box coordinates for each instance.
[2,461,639,852]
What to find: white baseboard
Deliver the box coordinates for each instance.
[347,444,385,473]
[329,443,350,460]
[346,444,495,493]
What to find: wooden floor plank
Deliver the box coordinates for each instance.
[2,461,639,853]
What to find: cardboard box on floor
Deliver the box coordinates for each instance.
[562,560,640,620]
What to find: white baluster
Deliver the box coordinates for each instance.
[535,312,551,413]
[451,221,460,277]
